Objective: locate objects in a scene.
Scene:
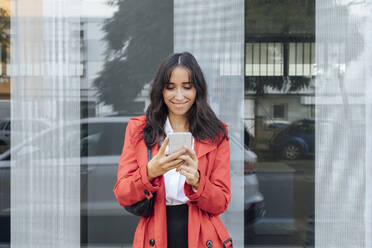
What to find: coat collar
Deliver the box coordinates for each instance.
[194,139,217,158]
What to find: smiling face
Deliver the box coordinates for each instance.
[163,66,196,119]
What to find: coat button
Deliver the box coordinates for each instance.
[144,190,150,196]
[206,240,213,248]
[149,238,155,246]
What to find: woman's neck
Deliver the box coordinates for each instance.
[168,113,189,132]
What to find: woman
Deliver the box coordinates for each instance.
[114,52,232,248]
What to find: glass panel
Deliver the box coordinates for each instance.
[260,43,267,76]
[5,0,371,247]
[174,0,245,245]
[289,42,315,76]
[81,0,173,246]
[0,1,10,244]
[296,43,303,75]
[246,42,284,76]
[303,43,311,76]
[245,0,315,247]
[274,43,284,76]
[253,43,260,76]
[10,0,81,247]
[289,43,297,76]
[316,1,372,247]
[311,43,315,76]
[246,43,253,76]
[267,43,274,76]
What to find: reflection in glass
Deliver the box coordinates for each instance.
[80,0,173,246]
[246,42,284,76]
[174,0,245,245]
[0,2,10,245]
[244,0,315,246]
[316,1,372,247]
[10,0,81,246]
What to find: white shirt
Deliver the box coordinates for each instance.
[162,117,194,205]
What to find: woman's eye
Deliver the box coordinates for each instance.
[184,84,193,90]
[165,84,175,90]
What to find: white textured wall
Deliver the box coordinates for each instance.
[315,1,372,247]
[10,0,81,247]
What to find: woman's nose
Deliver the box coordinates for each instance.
[174,88,184,100]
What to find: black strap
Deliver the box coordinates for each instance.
[123,146,155,218]
[147,146,152,161]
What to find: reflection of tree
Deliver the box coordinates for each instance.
[0,8,9,44]
[245,0,314,37]
[93,0,172,113]
[246,76,312,96]
[245,0,314,95]
[0,8,10,74]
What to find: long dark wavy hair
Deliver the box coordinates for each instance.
[143,52,228,147]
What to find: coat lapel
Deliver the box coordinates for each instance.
[194,139,217,159]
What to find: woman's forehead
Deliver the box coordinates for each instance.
[168,66,191,80]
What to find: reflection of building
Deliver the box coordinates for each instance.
[80,17,108,117]
[244,0,315,151]
[0,2,121,118]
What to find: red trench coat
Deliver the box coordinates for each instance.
[114,116,232,248]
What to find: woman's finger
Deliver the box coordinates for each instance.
[158,137,169,156]
[177,164,195,173]
[166,160,185,171]
[178,168,193,179]
[163,159,184,169]
[179,155,194,166]
[164,148,186,162]
[183,146,197,160]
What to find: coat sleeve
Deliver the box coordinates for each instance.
[184,129,231,216]
[113,118,160,206]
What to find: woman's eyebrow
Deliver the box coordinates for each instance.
[167,81,191,84]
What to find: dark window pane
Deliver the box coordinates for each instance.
[85,123,127,157]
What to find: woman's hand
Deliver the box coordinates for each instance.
[147,137,186,181]
[177,146,200,190]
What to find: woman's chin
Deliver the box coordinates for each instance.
[169,109,189,117]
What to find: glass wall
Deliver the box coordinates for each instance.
[315,1,372,247]
[80,0,173,246]
[244,0,315,247]
[2,0,372,247]
[0,0,10,245]
[174,0,245,246]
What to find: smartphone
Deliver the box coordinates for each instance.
[168,132,193,154]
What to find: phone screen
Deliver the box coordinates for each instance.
[168,132,192,154]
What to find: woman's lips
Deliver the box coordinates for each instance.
[171,101,188,108]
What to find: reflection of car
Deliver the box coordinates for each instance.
[264,119,290,130]
[0,116,135,245]
[0,120,266,244]
[0,119,51,155]
[269,119,315,160]
[0,120,10,154]
[229,135,265,227]
[254,118,291,152]
[229,134,258,173]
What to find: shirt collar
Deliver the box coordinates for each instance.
[163,116,215,158]
[164,116,174,135]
